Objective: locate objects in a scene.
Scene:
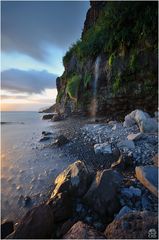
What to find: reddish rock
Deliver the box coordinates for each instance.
[6,204,54,239]
[63,221,105,239]
[105,211,158,239]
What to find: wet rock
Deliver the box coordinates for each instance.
[135,165,158,197]
[115,206,132,220]
[94,143,112,155]
[63,221,105,239]
[42,114,54,120]
[84,169,123,219]
[117,140,135,150]
[39,136,50,142]
[7,204,54,239]
[105,211,158,239]
[53,135,68,146]
[127,133,143,141]
[24,196,32,207]
[121,186,141,198]
[1,220,14,239]
[152,154,158,167]
[42,131,52,136]
[51,160,94,198]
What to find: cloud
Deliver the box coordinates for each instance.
[2,1,89,62]
[1,69,57,94]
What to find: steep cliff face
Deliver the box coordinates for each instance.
[55,1,158,118]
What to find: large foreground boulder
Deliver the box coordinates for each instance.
[135,165,158,197]
[105,211,158,239]
[7,204,54,239]
[83,169,123,219]
[63,221,105,239]
[47,192,73,222]
[123,109,158,133]
[51,160,94,198]
[1,221,14,239]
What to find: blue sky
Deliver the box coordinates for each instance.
[1,1,89,111]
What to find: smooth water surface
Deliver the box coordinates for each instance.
[1,111,71,222]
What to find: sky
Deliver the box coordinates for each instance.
[1,0,90,111]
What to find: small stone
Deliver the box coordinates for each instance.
[94,143,112,155]
[127,133,143,141]
[117,140,135,150]
[115,206,132,220]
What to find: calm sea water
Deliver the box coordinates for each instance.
[1,111,72,222]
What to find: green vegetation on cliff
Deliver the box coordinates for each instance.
[63,1,157,65]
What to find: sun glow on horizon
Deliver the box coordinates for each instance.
[1,88,57,111]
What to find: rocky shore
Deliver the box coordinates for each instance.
[2,109,158,239]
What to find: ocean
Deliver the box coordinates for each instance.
[1,111,71,222]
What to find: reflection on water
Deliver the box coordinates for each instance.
[1,112,72,222]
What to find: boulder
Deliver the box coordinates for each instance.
[123,110,158,133]
[117,140,135,150]
[135,165,158,197]
[152,154,158,167]
[83,169,123,219]
[111,154,133,171]
[52,114,62,122]
[94,143,112,155]
[1,221,14,239]
[7,204,54,239]
[39,136,50,142]
[53,135,68,146]
[47,192,73,222]
[115,206,132,220]
[63,221,105,239]
[121,186,141,198]
[42,131,52,136]
[105,211,158,239]
[50,160,94,198]
[42,114,54,120]
[127,133,143,141]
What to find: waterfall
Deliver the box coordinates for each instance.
[91,56,101,118]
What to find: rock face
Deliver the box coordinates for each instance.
[124,110,158,133]
[55,2,157,117]
[105,211,158,239]
[7,204,54,239]
[84,169,123,219]
[135,166,158,197]
[63,221,105,239]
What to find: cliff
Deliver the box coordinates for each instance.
[55,1,158,118]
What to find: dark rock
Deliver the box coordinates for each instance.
[1,221,14,239]
[24,196,32,207]
[42,114,54,120]
[111,154,134,171]
[53,135,68,146]
[42,131,52,136]
[56,218,78,238]
[83,169,123,220]
[63,221,105,239]
[52,114,62,122]
[47,192,73,223]
[39,136,50,142]
[6,204,54,239]
[105,211,158,239]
